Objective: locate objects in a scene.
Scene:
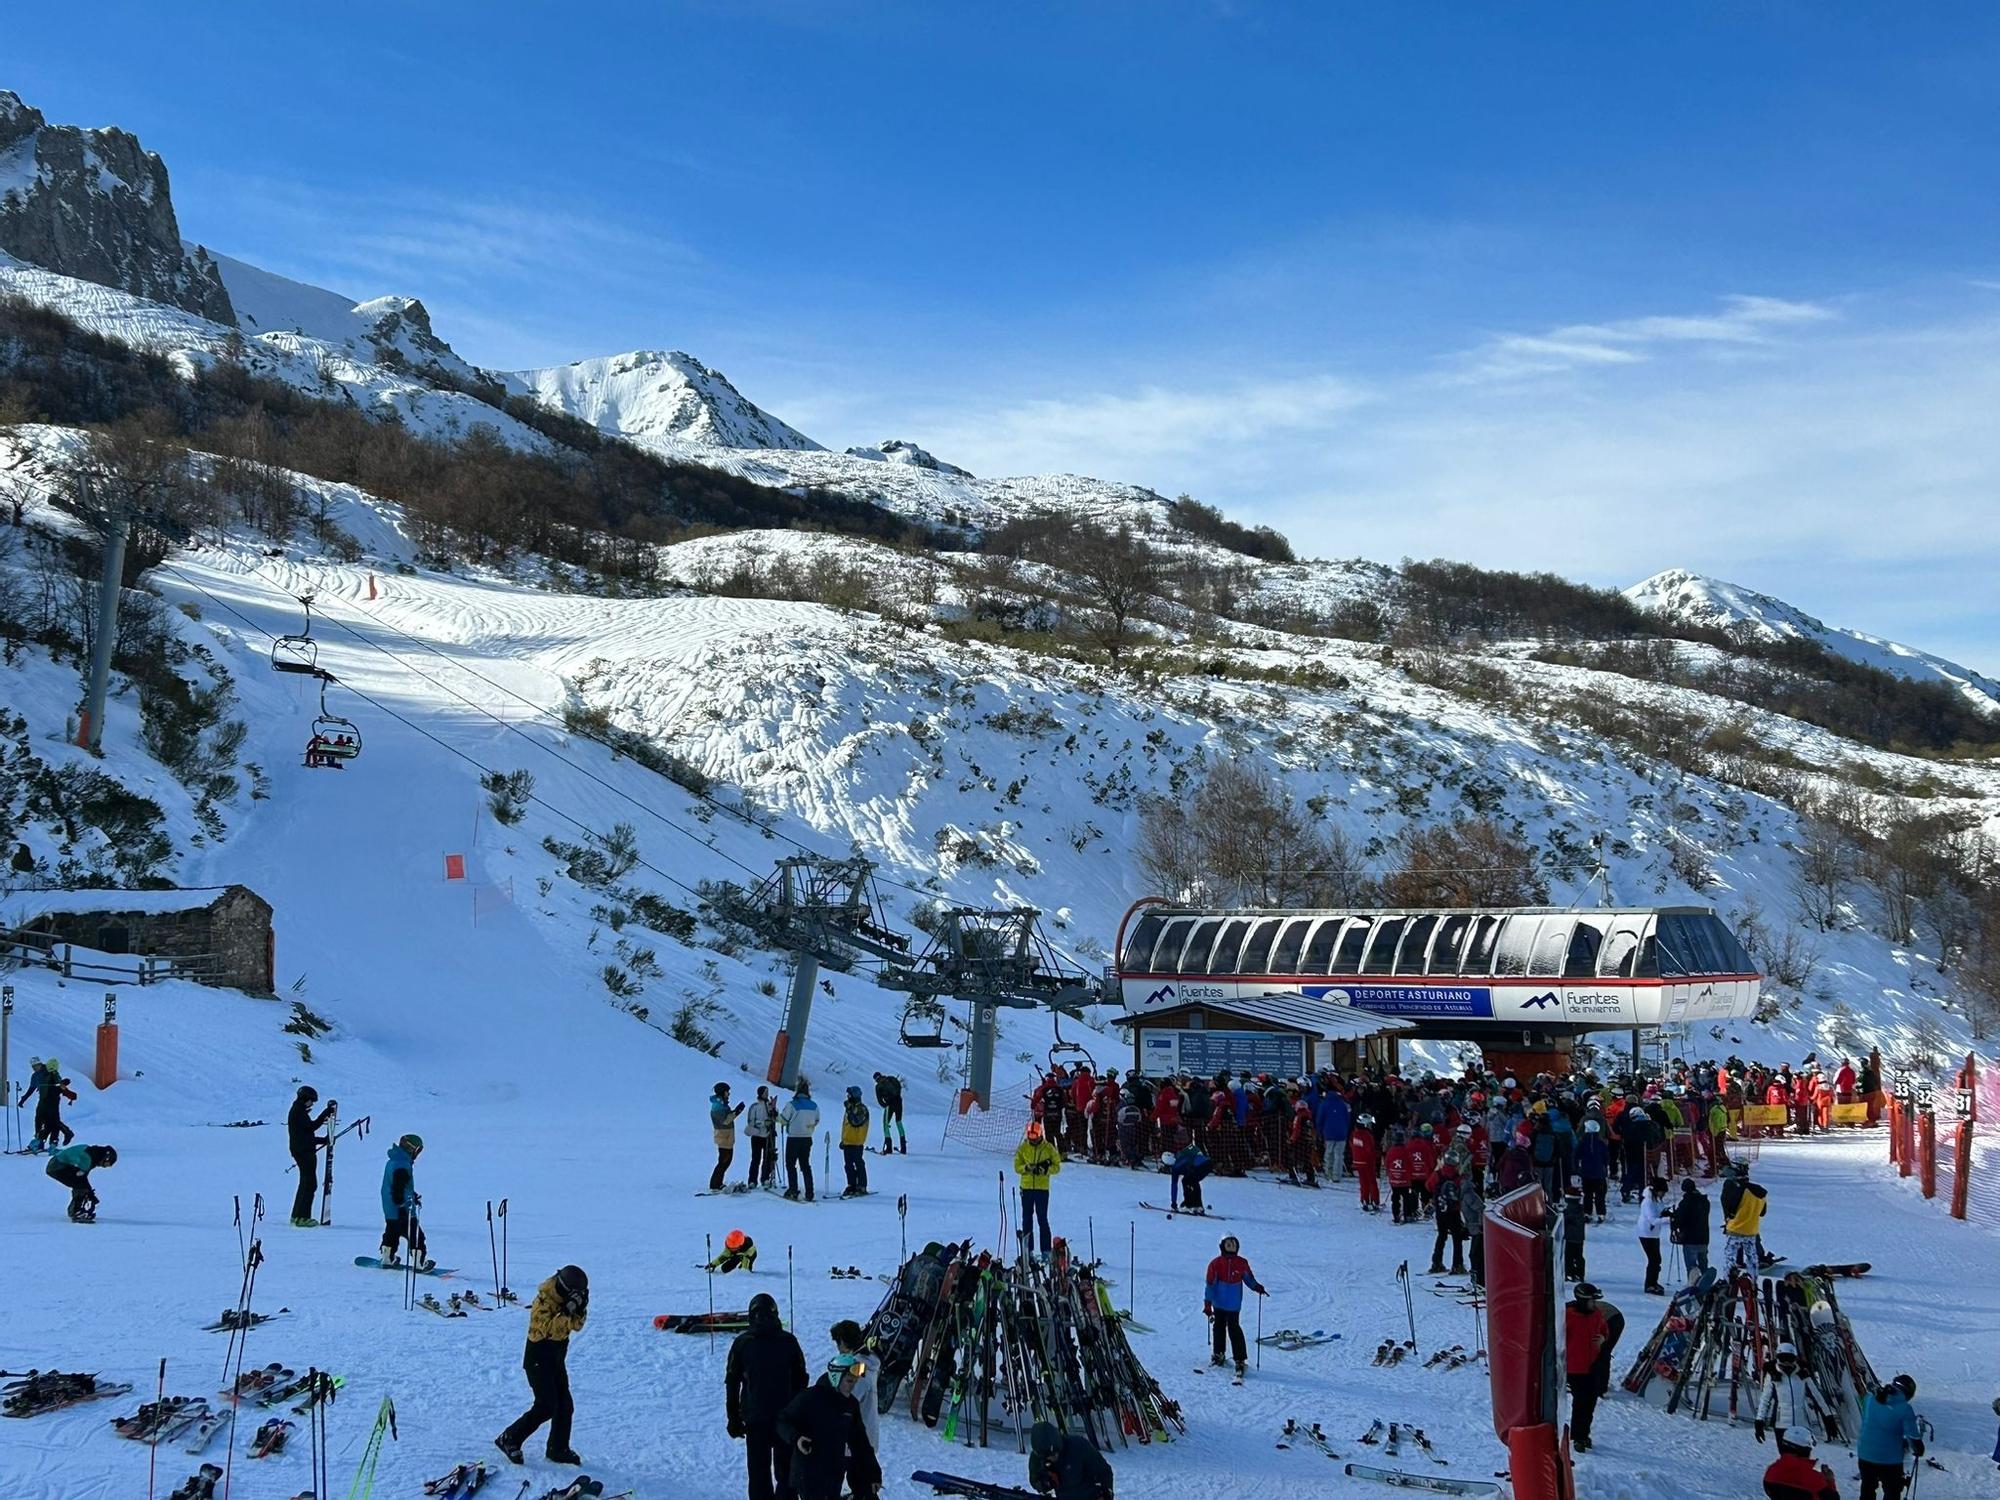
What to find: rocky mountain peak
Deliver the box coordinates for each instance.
[844,439,974,477]
[0,89,234,323]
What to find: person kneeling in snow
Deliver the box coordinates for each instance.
[707,1229,758,1273]
[1030,1417,1114,1498]
[1764,1427,1840,1500]
[46,1143,115,1221]
[494,1263,588,1467]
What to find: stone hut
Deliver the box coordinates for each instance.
[2,885,275,994]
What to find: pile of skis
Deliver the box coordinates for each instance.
[3,1370,135,1418]
[1620,1263,1876,1440]
[863,1238,1183,1452]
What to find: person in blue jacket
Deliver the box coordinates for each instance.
[1314,1088,1350,1183]
[379,1133,430,1269]
[1856,1373,1922,1500]
[1202,1233,1268,1377]
[1162,1141,1213,1214]
[780,1081,820,1202]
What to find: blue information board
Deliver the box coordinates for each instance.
[1142,1028,1306,1079]
[1304,984,1495,1019]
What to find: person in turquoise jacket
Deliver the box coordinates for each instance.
[1856,1374,1922,1500]
[379,1133,430,1269]
[46,1142,115,1221]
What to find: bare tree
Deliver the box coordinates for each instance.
[1378,817,1545,908]
[1065,522,1164,660]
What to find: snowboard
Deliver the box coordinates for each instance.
[1344,1463,1499,1495]
[1139,1201,1229,1218]
[653,1312,750,1332]
[1802,1262,1870,1278]
[354,1256,454,1276]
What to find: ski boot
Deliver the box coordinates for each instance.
[545,1447,583,1466]
[493,1434,525,1465]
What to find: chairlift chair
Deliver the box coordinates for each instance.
[272,594,318,675]
[303,672,362,770]
[898,997,950,1049]
[1048,1009,1094,1073]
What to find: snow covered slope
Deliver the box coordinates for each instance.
[1629,568,2000,717]
[510,349,823,451]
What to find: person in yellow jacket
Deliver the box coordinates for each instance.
[838,1086,872,1199]
[1720,1162,1769,1276]
[495,1265,588,1467]
[1014,1120,1062,1256]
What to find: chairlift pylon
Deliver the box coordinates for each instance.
[304,670,361,770]
[272,594,318,675]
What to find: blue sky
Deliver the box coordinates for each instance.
[11,2,1999,668]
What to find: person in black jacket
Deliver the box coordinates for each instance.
[287,1086,337,1227]
[775,1351,880,1500]
[1670,1177,1712,1278]
[872,1072,906,1155]
[1030,1418,1114,1498]
[727,1292,808,1500]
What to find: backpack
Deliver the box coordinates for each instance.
[845,1097,868,1129]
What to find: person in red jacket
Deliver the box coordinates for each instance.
[1835,1060,1857,1105]
[1067,1066,1095,1154]
[1285,1095,1318,1187]
[1385,1130,1415,1225]
[1406,1129,1438,1216]
[1350,1116,1381,1214]
[1564,1282,1623,1452]
[1201,1234,1269,1377]
[1791,1074,1814,1138]
[1154,1081,1184,1150]
[1764,1428,1841,1500]
[1088,1073,1120,1163]
[1814,1075,1834,1131]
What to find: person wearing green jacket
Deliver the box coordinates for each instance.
[1014,1121,1062,1255]
[46,1142,116,1222]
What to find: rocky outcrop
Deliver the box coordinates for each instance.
[845,439,973,477]
[0,91,234,323]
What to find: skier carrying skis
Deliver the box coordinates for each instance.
[1202,1234,1268,1378]
[726,1292,808,1500]
[1162,1141,1212,1213]
[494,1264,588,1467]
[872,1072,907,1155]
[711,1081,746,1192]
[1562,1281,1622,1452]
[45,1141,114,1221]
[378,1133,430,1269]
[1029,1416,1115,1498]
[775,1344,881,1500]
[287,1085,336,1227]
[781,1079,820,1202]
[1721,1161,1769,1277]
[747,1085,779,1188]
[1015,1120,1061,1255]
[1856,1374,1923,1500]
[1764,1427,1841,1500]
[707,1229,759,1273]
[839,1087,870,1197]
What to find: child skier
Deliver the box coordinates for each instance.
[379,1133,430,1269]
[1029,1417,1115,1498]
[1763,1427,1840,1500]
[706,1229,759,1273]
[21,1056,76,1151]
[1350,1114,1381,1214]
[494,1263,588,1466]
[1202,1234,1269,1378]
[46,1142,115,1221]
[1162,1141,1213,1213]
[839,1087,871,1197]
[776,1342,881,1500]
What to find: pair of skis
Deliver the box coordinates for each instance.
[1373,1339,1416,1366]
[423,1460,491,1496]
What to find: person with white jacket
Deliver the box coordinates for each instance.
[1635,1176,1669,1295]
[1756,1343,1826,1443]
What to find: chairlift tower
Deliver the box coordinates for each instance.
[878,907,1098,1113]
[710,856,908,1091]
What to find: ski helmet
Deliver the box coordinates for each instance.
[1777,1429,1816,1456]
[724,1229,749,1252]
[556,1264,588,1295]
[1573,1282,1602,1303]
[1583,1119,1601,1134]
[827,1351,861,1380]
[1025,1121,1045,1141]
[399,1133,424,1155]
[1455,1124,1472,1137]
[298,1084,318,1101]
[1160,1152,1177,1169]
[93,1145,118,1167]
[1219,1235,1240,1255]
[846,1085,861,1097]
[1357,1113,1374,1127]
[1892,1374,1916,1400]
[715,1080,731,1094]
[1776,1342,1797,1360]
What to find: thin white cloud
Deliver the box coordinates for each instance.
[1457,294,1836,381]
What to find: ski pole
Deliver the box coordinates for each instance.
[223,1238,263,1500]
[499,1197,510,1302]
[1256,1289,1263,1369]
[705,1232,716,1353]
[787,1244,795,1331]
[898,1193,908,1266]
[146,1356,164,1500]
[1129,1220,1136,1321]
[487,1200,500,1301]
[233,1194,244,1272]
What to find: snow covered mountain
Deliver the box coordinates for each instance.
[510,349,823,451]
[1629,568,2000,717]
[0,89,231,321]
